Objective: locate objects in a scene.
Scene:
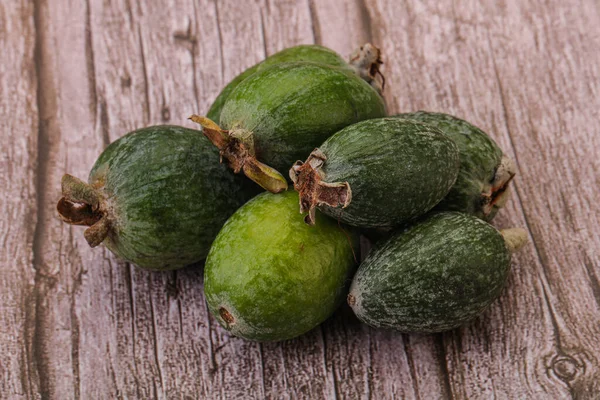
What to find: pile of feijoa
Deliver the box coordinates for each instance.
[58,43,527,341]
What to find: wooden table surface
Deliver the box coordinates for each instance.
[2,0,599,398]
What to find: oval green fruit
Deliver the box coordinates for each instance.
[348,212,527,333]
[207,43,384,122]
[207,45,350,122]
[192,61,386,193]
[393,111,515,221]
[291,118,460,228]
[204,190,358,341]
[56,125,256,270]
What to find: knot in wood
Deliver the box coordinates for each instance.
[551,355,581,382]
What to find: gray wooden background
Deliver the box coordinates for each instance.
[2,0,599,398]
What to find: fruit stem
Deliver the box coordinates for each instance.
[482,155,517,215]
[189,115,288,193]
[289,149,352,225]
[349,43,385,94]
[243,158,289,193]
[188,115,231,150]
[62,174,100,209]
[84,216,111,248]
[57,174,111,247]
[500,228,528,253]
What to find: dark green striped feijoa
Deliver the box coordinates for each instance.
[56,125,256,271]
[290,118,460,228]
[394,111,515,221]
[207,43,384,122]
[192,61,386,193]
[348,212,528,333]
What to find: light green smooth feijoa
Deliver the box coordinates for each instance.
[205,191,358,341]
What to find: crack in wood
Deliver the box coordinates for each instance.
[320,325,338,400]
[436,335,454,400]
[258,8,269,58]
[148,282,166,396]
[307,0,322,45]
[356,0,374,44]
[582,255,600,309]
[137,25,151,123]
[31,0,64,397]
[213,0,226,87]
[401,334,423,400]
[85,0,98,125]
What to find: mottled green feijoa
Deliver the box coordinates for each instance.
[291,118,460,228]
[56,126,257,271]
[393,111,516,221]
[204,190,358,341]
[193,61,386,193]
[207,44,352,122]
[348,212,527,333]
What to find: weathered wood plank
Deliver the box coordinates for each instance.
[0,1,38,399]
[31,0,110,398]
[367,0,600,398]
[480,1,600,396]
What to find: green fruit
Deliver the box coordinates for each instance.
[348,212,527,332]
[393,112,515,221]
[56,126,256,270]
[192,61,386,193]
[207,45,352,122]
[291,118,460,228]
[204,190,358,341]
[207,43,385,122]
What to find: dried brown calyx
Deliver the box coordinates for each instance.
[347,293,356,306]
[56,174,112,247]
[189,115,288,193]
[481,155,516,216]
[349,43,385,94]
[289,149,352,225]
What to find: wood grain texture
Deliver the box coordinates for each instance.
[0,1,38,399]
[1,0,599,399]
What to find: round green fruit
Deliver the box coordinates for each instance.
[207,44,350,122]
[393,111,515,221]
[207,43,384,122]
[56,125,256,270]
[204,190,358,341]
[192,61,386,193]
[291,118,460,228]
[348,212,527,333]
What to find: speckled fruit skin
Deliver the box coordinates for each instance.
[207,45,352,122]
[220,61,386,174]
[349,212,512,333]
[204,191,358,342]
[393,112,505,220]
[89,126,256,270]
[317,118,460,228]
